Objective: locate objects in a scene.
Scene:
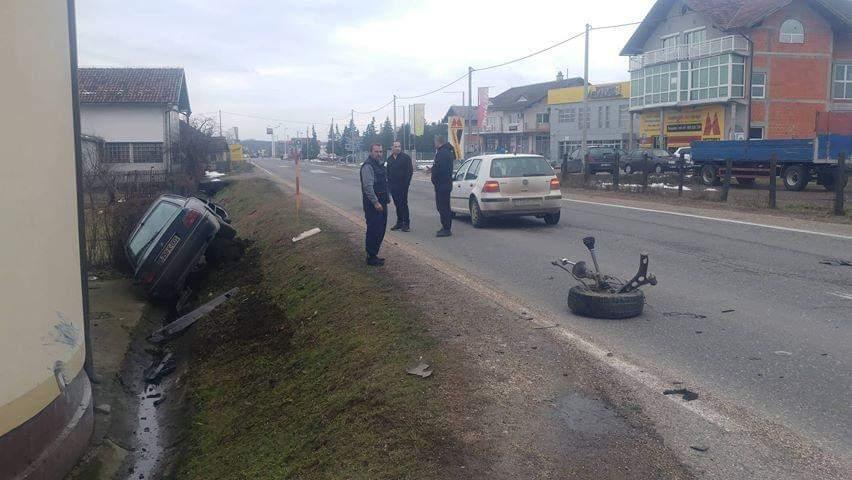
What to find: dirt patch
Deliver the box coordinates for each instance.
[169,177,692,479]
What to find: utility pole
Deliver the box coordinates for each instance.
[581,23,590,174]
[218,109,223,137]
[331,117,335,158]
[468,66,473,159]
[393,95,397,141]
[351,109,356,162]
[270,128,275,158]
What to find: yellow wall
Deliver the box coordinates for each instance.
[0,0,86,436]
[548,81,631,105]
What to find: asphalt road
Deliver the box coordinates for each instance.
[254,158,852,458]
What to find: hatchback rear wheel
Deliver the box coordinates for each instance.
[469,198,485,228]
[543,211,561,225]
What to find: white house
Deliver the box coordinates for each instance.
[78,68,191,173]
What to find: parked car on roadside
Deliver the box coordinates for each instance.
[451,154,562,227]
[125,194,236,299]
[563,147,625,174]
[674,147,692,163]
[623,148,677,174]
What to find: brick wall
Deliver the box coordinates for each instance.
[767,102,822,138]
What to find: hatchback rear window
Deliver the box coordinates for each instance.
[490,156,554,178]
[127,201,181,262]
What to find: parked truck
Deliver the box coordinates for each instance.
[691,113,851,191]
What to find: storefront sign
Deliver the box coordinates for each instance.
[448,116,465,158]
[638,105,725,147]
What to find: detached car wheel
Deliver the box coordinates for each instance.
[470,198,485,228]
[567,286,645,319]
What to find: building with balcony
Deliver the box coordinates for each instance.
[621,0,852,150]
[481,73,584,156]
[547,81,636,161]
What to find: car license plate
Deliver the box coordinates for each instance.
[157,234,181,264]
[514,198,541,207]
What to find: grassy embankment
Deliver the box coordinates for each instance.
[174,178,451,479]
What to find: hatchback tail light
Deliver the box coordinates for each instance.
[482,181,500,193]
[549,178,560,190]
[183,209,201,228]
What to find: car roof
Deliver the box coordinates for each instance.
[470,154,546,162]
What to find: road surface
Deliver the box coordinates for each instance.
[254,158,852,459]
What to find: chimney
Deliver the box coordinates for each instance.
[556,71,565,81]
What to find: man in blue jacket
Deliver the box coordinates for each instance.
[431,135,456,237]
[360,143,389,266]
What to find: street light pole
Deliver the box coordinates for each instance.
[393,95,397,141]
[581,23,590,174]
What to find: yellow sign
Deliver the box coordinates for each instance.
[448,116,464,158]
[638,106,725,148]
[229,144,244,161]
[547,81,630,105]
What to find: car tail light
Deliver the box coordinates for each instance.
[141,271,156,285]
[183,209,201,228]
[482,181,500,193]
[550,178,560,190]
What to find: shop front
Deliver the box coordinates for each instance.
[639,105,725,150]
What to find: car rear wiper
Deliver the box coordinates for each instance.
[523,173,549,177]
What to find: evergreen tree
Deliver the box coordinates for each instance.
[341,119,361,154]
[308,125,320,158]
[362,117,379,150]
[326,123,336,154]
[380,117,394,151]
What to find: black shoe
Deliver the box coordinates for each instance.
[390,224,402,231]
[401,224,410,232]
[436,229,452,237]
[366,257,385,266]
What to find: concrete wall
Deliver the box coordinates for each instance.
[80,104,166,142]
[0,3,91,473]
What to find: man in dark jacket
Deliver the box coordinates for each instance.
[386,141,413,232]
[431,135,456,237]
[360,143,389,266]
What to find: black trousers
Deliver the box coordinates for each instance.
[435,186,452,231]
[390,186,410,227]
[363,199,388,258]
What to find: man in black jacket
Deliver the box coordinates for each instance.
[386,141,413,232]
[360,143,389,266]
[431,135,456,237]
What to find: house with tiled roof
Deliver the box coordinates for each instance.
[78,67,191,173]
[481,72,585,156]
[621,0,852,149]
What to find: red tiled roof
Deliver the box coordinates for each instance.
[78,68,190,111]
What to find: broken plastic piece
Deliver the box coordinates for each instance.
[292,228,321,243]
[406,363,433,378]
[662,388,698,401]
[148,288,238,343]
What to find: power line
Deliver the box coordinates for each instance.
[353,98,395,115]
[397,72,470,100]
[474,31,586,72]
[591,21,642,31]
[220,111,324,126]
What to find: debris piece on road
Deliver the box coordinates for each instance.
[721,309,736,313]
[663,388,698,401]
[690,445,709,453]
[292,228,322,243]
[820,259,852,266]
[662,312,707,319]
[774,350,792,356]
[144,352,175,383]
[95,404,112,415]
[519,310,534,320]
[148,288,238,343]
[406,363,433,378]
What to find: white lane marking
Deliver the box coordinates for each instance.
[277,165,290,168]
[828,291,852,300]
[309,169,328,174]
[331,176,343,181]
[563,198,852,240]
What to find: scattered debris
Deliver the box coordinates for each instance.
[292,228,322,243]
[406,362,433,378]
[144,353,175,384]
[519,310,534,320]
[662,388,698,401]
[148,288,238,343]
[662,312,707,319]
[88,275,99,281]
[748,356,761,361]
[532,324,558,330]
[95,404,112,415]
[690,445,709,453]
[721,309,736,313]
[774,350,792,356]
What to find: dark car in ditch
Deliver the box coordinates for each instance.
[125,194,235,299]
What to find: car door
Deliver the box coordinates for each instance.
[451,160,472,211]
[456,158,481,208]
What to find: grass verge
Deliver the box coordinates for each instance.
[173,178,451,479]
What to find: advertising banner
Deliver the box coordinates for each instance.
[229,144,244,161]
[448,116,464,159]
[638,106,725,148]
[409,103,425,136]
[477,87,490,131]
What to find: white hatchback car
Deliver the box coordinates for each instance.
[450,154,563,227]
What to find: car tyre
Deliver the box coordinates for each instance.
[567,286,645,319]
[217,221,237,240]
[543,211,560,225]
[654,164,663,174]
[469,198,485,228]
[624,164,633,175]
[700,165,720,186]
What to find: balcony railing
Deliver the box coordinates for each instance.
[629,35,749,71]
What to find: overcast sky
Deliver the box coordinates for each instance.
[76,0,653,140]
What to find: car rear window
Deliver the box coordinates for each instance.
[653,149,672,157]
[127,201,181,262]
[490,156,554,178]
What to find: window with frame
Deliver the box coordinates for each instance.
[690,54,745,100]
[534,135,549,155]
[465,159,481,180]
[105,143,131,163]
[833,64,852,99]
[661,34,678,49]
[683,28,706,45]
[597,106,604,128]
[751,72,766,99]
[132,143,164,163]
[558,108,575,123]
[618,104,629,127]
[605,105,611,128]
[780,19,804,44]
[536,112,550,125]
[578,106,590,129]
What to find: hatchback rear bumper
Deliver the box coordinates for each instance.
[479,195,562,216]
